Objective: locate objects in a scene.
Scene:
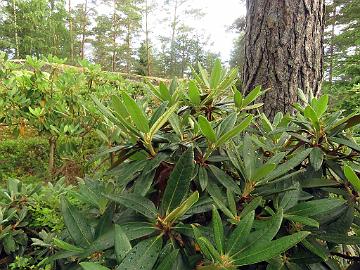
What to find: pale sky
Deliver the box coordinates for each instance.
[188,0,246,61]
[71,0,246,62]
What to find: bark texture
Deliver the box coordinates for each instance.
[242,0,325,119]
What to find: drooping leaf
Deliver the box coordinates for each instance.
[208,165,242,194]
[284,215,319,228]
[316,233,360,245]
[116,236,163,270]
[61,197,93,248]
[115,224,132,263]
[233,231,310,266]
[53,238,84,253]
[261,148,312,183]
[198,166,209,191]
[155,249,179,270]
[80,262,110,270]
[331,137,360,152]
[104,193,157,219]
[286,199,345,217]
[162,147,194,215]
[302,238,328,261]
[310,147,323,171]
[212,205,224,253]
[227,211,255,255]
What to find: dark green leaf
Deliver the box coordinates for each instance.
[61,197,93,247]
[115,224,132,263]
[162,147,194,215]
[208,165,242,194]
[104,193,157,219]
[234,231,310,266]
[116,236,163,270]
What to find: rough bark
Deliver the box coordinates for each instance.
[242,0,325,119]
[328,4,336,86]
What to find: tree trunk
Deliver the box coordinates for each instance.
[242,0,325,119]
[112,0,117,72]
[48,136,57,182]
[170,0,178,75]
[68,0,74,63]
[12,0,19,58]
[328,3,336,87]
[145,0,151,76]
[81,0,88,59]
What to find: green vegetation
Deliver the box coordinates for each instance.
[1,57,359,269]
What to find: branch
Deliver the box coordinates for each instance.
[331,252,360,261]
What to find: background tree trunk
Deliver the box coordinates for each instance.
[242,0,325,119]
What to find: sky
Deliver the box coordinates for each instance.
[189,0,246,61]
[71,0,246,62]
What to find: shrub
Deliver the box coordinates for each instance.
[0,178,72,269]
[0,137,49,182]
[49,61,360,270]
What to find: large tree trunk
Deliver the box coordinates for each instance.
[242,0,325,119]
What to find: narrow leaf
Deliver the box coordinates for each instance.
[115,224,132,263]
[116,236,163,270]
[344,165,360,192]
[80,262,110,270]
[104,193,157,219]
[61,198,93,247]
[227,211,255,255]
[198,116,217,143]
[212,205,224,254]
[162,147,194,214]
[234,231,310,266]
[122,92,149,133]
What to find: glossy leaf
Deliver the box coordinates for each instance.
[198,116,217,143]
[344,165,360,192]
[188,80,201,105]
[162,147,194,215]
[116,236,163,270]
[215,115,253,147]
[122,92,150,133]
[61,198,93,247]
[212,205,224,254]
[234,231,310,266]
[227,211,255,255]
[115,224,132,263]
[104,193,157,219]
[80,262,110,270]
